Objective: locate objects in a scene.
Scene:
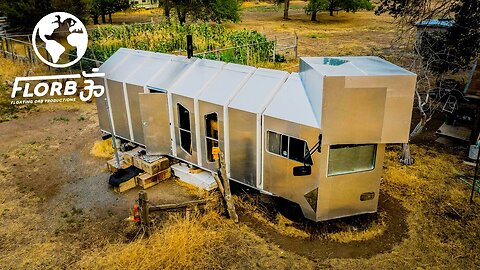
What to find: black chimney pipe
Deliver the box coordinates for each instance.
[186,34,193,59]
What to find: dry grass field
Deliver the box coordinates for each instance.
[0,3,479,269]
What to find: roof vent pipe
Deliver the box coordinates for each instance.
[187,34,193,59]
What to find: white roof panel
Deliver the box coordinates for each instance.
[229,68,288,114]
[170,58,225,97]
[99,48,135,77]
[198,63,255,105]
[264,73,319,128]
[124,51,174,86]
[106,50,150,82]
[146,56,196,91]
[301,56,414,77]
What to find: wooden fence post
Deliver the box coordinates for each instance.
[139,190,150,234]
[272,37,277,62]
[1,37,5,58]
[294,31,298,59]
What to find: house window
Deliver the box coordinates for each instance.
[266,131,313,165]
[177,103,192,155]
[327,144,377,176]
[205,113,219,162]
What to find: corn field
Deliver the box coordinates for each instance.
[74,22,279,70]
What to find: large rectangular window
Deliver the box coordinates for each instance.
[205,113,219,162]
[266,131,313,165]
[327,144,377,176]
[177,103,192,155]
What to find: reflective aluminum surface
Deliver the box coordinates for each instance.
[106,79,130,140]
[139,92,171,155]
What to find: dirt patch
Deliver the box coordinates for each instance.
[0,104,204,268]
[237,192,408,261]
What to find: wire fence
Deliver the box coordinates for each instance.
[0,23,298,72]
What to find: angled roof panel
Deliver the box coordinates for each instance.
[146,56,196,91]
[264,73,319,129]
[106,50,150,82]
[124,51,174,86]
[170,58,226,97]
[99,48,135,77]
[229,68,289,114]
[198,63,255,105]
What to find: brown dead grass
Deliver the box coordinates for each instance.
[78,210,315,269]
[174,178,208,198]
[328,145,480,268]
[90,138,114,158]
[235,196,310,239]
[327,213,387,243]
[79,213,225,269]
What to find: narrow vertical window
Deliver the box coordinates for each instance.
[205,113,219,162]
[267,131,281,155]
[177,103,192,155]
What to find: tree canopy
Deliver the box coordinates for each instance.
[305,0,374,21]
[0,0,52,28]
[0,0,240,27]
[376,0,480,73]
[169,0,240,24]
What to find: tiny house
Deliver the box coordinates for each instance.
[96,48,417,222]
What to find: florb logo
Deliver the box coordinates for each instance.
[32,12,88,68]
[10,12,104,105]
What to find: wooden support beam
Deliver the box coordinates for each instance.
[218,152,238,223]
[149,199,207,212]
[212,172,225,197]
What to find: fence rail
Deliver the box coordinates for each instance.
[0,27,298,71]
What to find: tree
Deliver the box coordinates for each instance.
[376,0,480,165]
[104,0,130,23]
[51,0,89,22]
[305,0,328,21]
[275,0,291,20]
[284,0,290,20]
[327,0,374,16]
[0,0,52,28]
[305,0,374,20]
[158,0,172,18]
[170,0,240,24]
[85,0,130,24]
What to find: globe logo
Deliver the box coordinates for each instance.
[32,12,88,68]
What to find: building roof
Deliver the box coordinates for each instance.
[104,49,151,82]
[415,19,454,28]
[124,51,173,86]
[100,48,414,130]
[228,68,288,114]
[98,48,134,78]
[198,63,255,105]
[169,58,225,97]
[146,55,194,91]
[301,56,415,77]
[264,73,319,128]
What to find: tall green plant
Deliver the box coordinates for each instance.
[74,22,275,70]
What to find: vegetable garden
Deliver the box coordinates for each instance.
[74,22,281,70]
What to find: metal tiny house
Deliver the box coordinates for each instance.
[96,48,417,222]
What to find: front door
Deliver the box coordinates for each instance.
[139,90,171,155]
